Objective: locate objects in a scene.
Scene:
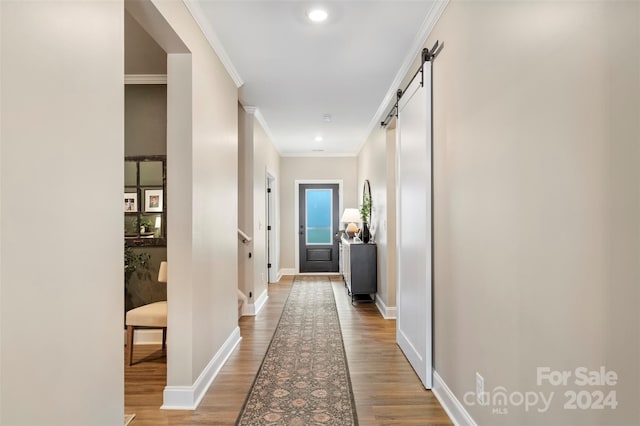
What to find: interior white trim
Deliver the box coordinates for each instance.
[360,0,449,154]
[433,370,477,426]
[266,170,279,284]
[161,327,241,410]
[242,105,257,114]
[375,297,397,320]
[242,289,269,316]
[241,303,254,317]
[183,0,244,88]
[254,289,268,315]
[242,105,279,154]
[278,268,296,280]
[297,272,341,276]
[294,180,344,274]
[124,74,168,84]
[254,109,279,152]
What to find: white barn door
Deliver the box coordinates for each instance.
[396,62,433,389]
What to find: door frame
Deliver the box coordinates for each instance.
[266,171,278,283]
[294,179,343,274]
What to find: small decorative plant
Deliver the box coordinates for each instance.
[360,196,372,224]
[139,218,153,233]
[124,244,151,289]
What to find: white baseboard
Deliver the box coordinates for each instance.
[161,327,242,410]
[297,272,341,276]
[123,328,163,345]
[432,370,476,426]
[254,289,268,315]
[374,297,397,319]
[278,268,295,279]
[242,289,268,316]
[276,268,340,280]
[241,302,254,316]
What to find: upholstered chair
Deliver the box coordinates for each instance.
[125,261,167,365]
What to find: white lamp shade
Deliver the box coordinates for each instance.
[158,261,167,283]
[340,208,361,224]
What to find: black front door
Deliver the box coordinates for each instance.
[299,183,339,272]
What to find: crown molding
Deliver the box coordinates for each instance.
[183,0,244,88]
[124,74,167,85]
[359,0,449,153]
[242,105,257,114]
[241,104,281,154]
[253,109,280,153]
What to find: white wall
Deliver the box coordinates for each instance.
[253,116,280,291]
[0,2,124,424]
[238,105,252,299]
[385,128,397,308]
[421,2,638,424]
[357,126,397,312]
[238,106,280,308]
[131,0,239,399]
[280,157,358,271]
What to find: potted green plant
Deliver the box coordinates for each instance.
[139,218,154,233]
[124,245,150,290]
[360,197,372,223]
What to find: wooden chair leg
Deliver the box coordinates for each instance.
[162,327,167,350]
[127,325,135,366]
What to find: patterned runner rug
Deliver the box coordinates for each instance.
[236,276,358,425]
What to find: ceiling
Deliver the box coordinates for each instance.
[185,1,442,156]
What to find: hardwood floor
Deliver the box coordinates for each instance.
[124,276,452,425]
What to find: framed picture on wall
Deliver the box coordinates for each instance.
[144,189,163,212]
[124,192,138,212]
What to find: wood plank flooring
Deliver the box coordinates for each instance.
[124,276,451,425]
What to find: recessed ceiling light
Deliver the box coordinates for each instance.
[314,136,323,142]
[307,9,328,22]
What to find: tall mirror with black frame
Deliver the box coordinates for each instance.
[361,179,372,243]
[124,156,166,247]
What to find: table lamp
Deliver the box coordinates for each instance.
[341,208,361,238]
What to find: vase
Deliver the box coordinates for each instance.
[362,222,370,243]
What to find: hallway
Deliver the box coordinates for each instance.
[125,276,451,425]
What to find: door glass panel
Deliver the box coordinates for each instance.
[306,189,332,245]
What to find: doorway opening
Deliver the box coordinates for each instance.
[124,0,192,413]
[266,173,278,283]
